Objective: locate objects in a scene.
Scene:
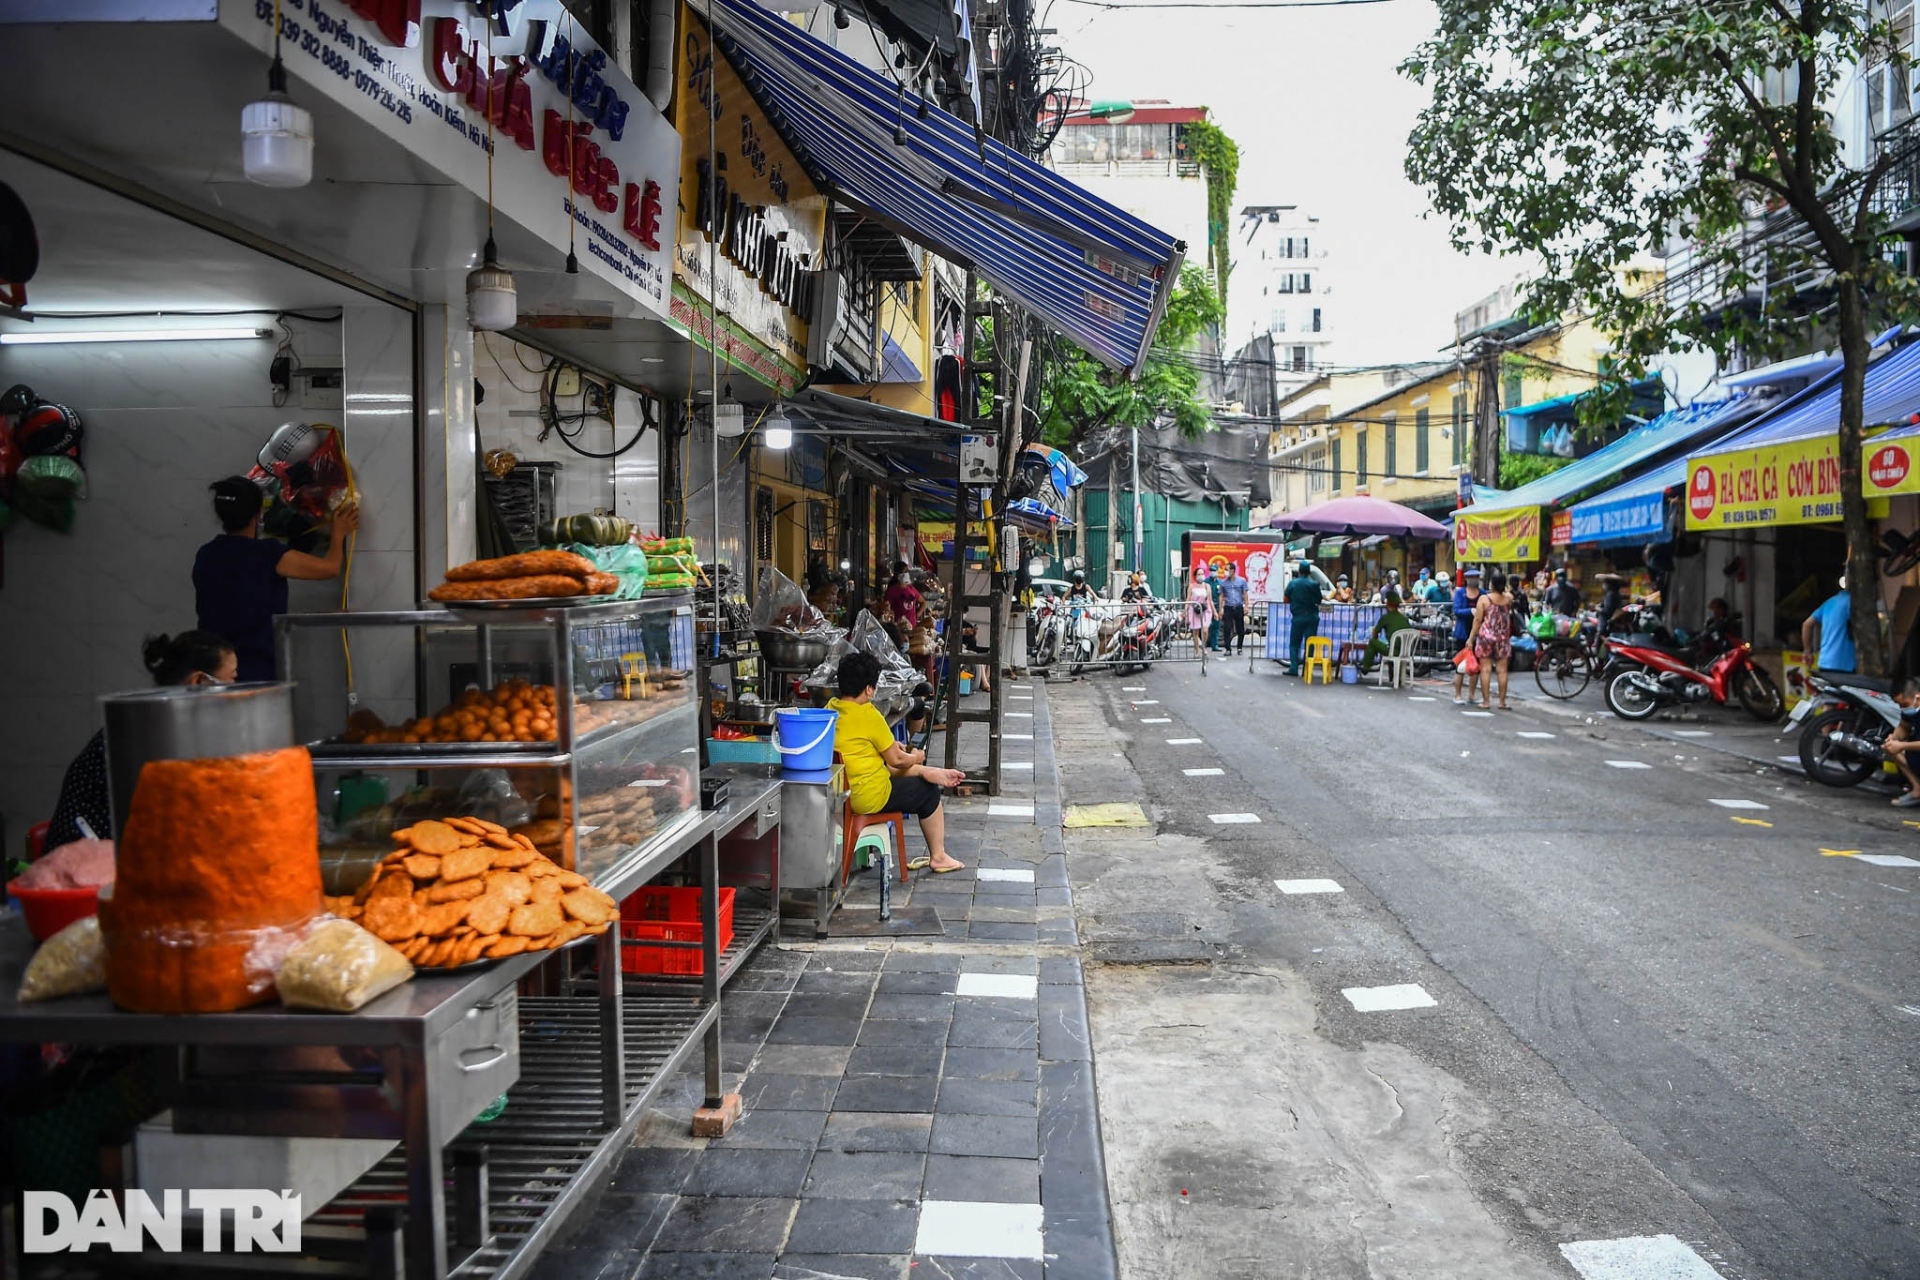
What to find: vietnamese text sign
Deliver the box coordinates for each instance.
[1686,432,1912,530]
[1189,539,1276,604]
[1454,507,1539,562]
[219,0,680,319]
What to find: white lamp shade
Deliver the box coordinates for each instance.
[467,262,518,331]
[761,407,792,449]
[241,95,314,188]
[712,402,745,438]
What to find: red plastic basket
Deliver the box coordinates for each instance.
[619,885,735,975]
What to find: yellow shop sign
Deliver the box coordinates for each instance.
[1684,432,1910,530]
[1454,507,1540,562]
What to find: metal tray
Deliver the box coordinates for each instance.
[309,738,557,761]
[415,930,599,975]
[432,595,612,610]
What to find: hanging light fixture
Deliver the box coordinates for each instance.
[466,27,517,331]
[712,400,745,438]
[242,0,314,188]
[761,404,793,450]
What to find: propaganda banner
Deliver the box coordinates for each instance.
[1453,507,1540,562]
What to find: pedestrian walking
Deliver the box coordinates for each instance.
[1283,561,1323,676]
[1220,562,1250,654]
[1451,567,1483,704]
[1206,565,1226,651]
[1545,569,1582,617]
[1186,571,1216,654]
[1471,569,1516,710]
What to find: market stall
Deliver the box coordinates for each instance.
[1,588,785,1280]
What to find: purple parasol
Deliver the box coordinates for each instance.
[1267,495,1450,540]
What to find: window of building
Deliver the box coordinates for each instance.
[1382,413,1397,478]
[1291,346,1308,371]
[1415,407,1430,473]
[1311,308,1322,332]
[1357,430,1368,485]
[1332,437,1342,491]
[1308,447,1327,493]
[1300,273,1312,293]
[1503,369,1524,411]
[1301,236,1309,257]
[1273,310,1286,332]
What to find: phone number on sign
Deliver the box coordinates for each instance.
[254,0,414,125]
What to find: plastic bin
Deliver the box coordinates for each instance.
[707,736,780,765]
[774,707,837,772]
[619,885,736,975]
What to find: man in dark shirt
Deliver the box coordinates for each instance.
[1282,563,1324,676]
[194,476,357,681]
[1545,569,1583,617]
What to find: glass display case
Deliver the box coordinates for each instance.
[276,598,700,891]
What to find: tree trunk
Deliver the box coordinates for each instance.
[1836,271,1884,677]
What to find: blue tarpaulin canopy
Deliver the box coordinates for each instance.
[697,0,1184,375]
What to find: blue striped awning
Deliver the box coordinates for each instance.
[697,0,1184,374]
[1691,337,1920,457]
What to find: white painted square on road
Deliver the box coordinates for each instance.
[988,802,1035,818]
[1517,731,1556,739]
[1605,760,1652,770]
[1462,710,1494,718]
[1140,717,1173,724]
[1277,879,1344,895]
[1342,983,1436,1012]
[1560,1234,1725,1279]
[956,973,1038,999]
[915,1200,1044,1259]
[976,868,1035,883]
[1709,799,1769,810]
[1183,768,1225,776]
[1855,854,1920,868]
[1209,813,1261,824]
[1167,738,1204,745]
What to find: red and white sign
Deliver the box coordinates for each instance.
[1549,509,1571,547]
[1869,443,1911,490]
[1687,464,1717,522]
[219,0,680,318]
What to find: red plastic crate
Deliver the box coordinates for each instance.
[619,885,736,975]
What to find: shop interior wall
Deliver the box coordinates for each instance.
[472,333,660,530]
[0,305,417,836]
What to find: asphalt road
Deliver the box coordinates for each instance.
[1058,652,1920,1280]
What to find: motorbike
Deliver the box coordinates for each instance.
[1601,613,1783,721]
[1065,601,1102,676]
[1029,596,1066,669]
[1790,673,1906,787]
[1114,602,1171,674]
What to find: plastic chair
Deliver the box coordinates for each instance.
[832,752,911,888]
[1374,628,1422,690]
[1302,636,1336,685]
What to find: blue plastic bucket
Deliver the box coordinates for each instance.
[774,707,838,772]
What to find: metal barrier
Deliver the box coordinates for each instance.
[1025,600,1219,677]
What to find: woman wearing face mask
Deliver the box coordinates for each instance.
[46,631,238,847]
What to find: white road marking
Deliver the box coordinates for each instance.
[988,802,1035,818]
[1006,711,1033,718]
[1183,768,1225,776]
[1899,1005,1920,1016]
[1167,738,1204,745]
[1131,699,1160,704]
[1560,1234,1725,1279]
[1010,693,1033,700]
[1140,717,1173,723]
[1276,878,1344,894]
[1605,760,1652,769]
[1408,696,1437,702]
[956,973,1038,999]
[1342,983,1436,1012]
[1003,762,1033,770]
[915,1200,1044,1259]
[1004,733,1034,740]
[1855,854,1920,868]
[1121,686,1146,691]
[976,868,1035,883]
[1671,730,1712,737]
[1709,799,1769,809]
[1462,710,1494,717]
[1517,731,1556,739]
[1208,813,1261,824]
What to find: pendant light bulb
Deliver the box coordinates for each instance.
[833,3,850,27]
[712,398,745,438]
[762,405,793,450]
[242,56,314,188]
[467,236,518,332]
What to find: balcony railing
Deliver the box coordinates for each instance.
[1872,111,1920,232]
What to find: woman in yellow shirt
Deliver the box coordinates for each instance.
[829,653,967,872]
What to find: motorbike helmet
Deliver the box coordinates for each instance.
[1071,570,1086,584]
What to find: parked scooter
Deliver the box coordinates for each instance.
[1065,602,1102,676]
[1790,673,1906,787]
[1029,596,1066,669]
[1114,603,1171,674]
[1602,613,1782,721]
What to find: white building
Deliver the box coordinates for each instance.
[1046,102,1213,289]
[1225,205,1332,389]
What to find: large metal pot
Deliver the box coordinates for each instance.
[756,629,828,670]
[101,682,296,837]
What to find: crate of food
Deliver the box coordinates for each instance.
[619,885,735,975]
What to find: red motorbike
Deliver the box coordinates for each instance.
[1602,614,1782,721]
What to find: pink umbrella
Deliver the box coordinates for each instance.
[1267,495,1450,539]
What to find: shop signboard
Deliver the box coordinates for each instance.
[1453,507,1539,562]
[672,7,827,392]
[1568,488,1664,545]
[1685,430,1911,530]
[219,0,681,321]
[1549,509,1571,547]
[1188,538,1277,604]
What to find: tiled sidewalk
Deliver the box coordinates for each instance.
[531,680,1115,1280]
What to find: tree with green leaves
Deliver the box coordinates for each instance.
[1038,263,1224,450]
[1403,0,1920,673]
